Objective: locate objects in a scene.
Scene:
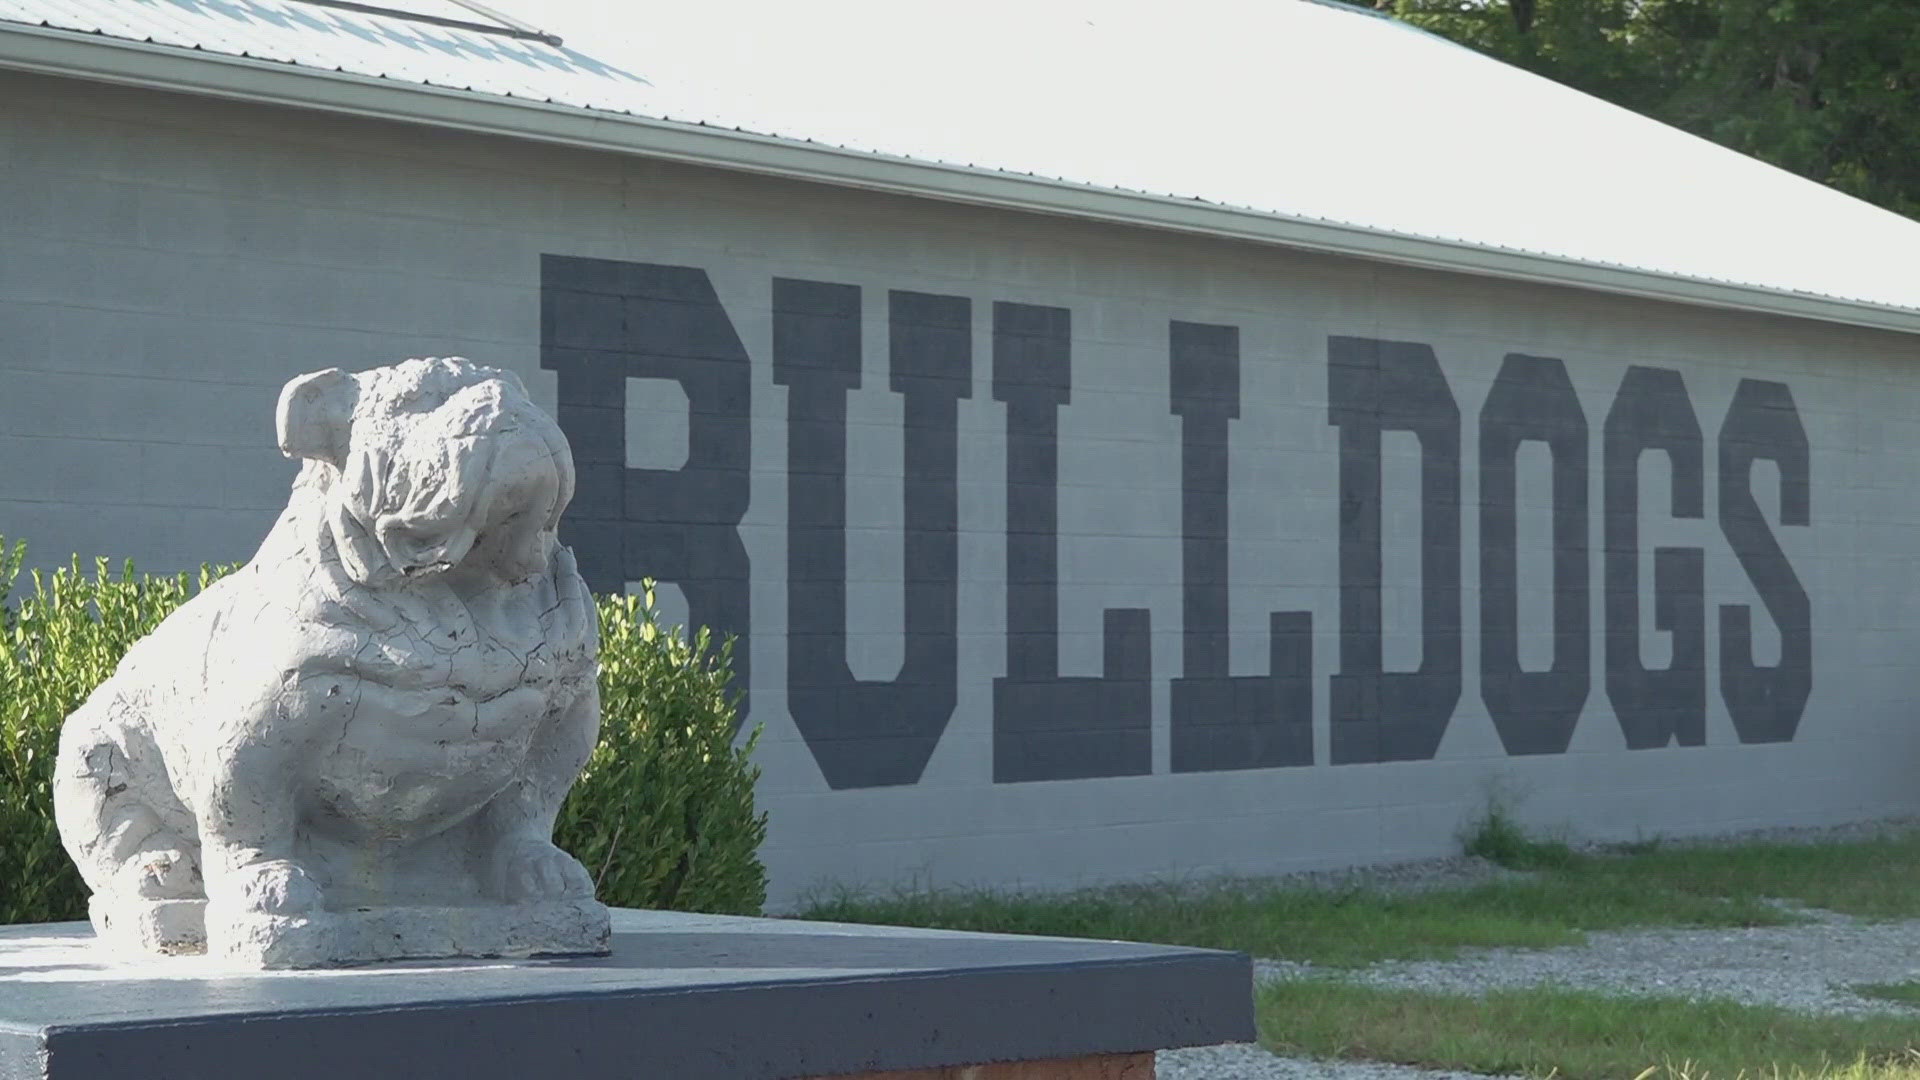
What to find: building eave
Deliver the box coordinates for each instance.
[4,21,1918,339]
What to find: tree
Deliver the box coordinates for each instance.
[1669,0,1920,218]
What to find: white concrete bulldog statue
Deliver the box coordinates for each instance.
[54,358,610,967]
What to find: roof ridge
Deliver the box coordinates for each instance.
[1295,0,1481,52]
[1296,0,1399,23]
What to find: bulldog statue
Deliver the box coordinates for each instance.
[54,358,610,967]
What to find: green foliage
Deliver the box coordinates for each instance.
[1664,0,1920,219]
[1360,0,1920,220]
[0,540,766,924]
[1386,0,1695,115]
[557,584,768,915]
[1459,800,1580,871]
[0,539,230,924]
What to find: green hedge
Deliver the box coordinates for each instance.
[557,585,767,916]
[0,537,766,924]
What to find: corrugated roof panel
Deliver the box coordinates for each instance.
[567,0,1920,317]
[0,0,650,98]
[2,0,1917,326]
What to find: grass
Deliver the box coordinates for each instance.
[801,814,1920,1077]
[1462,801,1584,870]
[1854,982,1920,1009]
[799,817,1920,966]
[1460,805,1920,921]
[1579,829,1920,921]
[799,872,1787,967]
[1259,981,1920,1080]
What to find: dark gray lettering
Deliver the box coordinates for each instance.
[540,255,753,716]
[773,280,969,788]
[992,302,1151,783]
[1478,353,1590,755]
[1169,321,1312,772]
[1326,336,1462,764]
[1603,366,1705,749]
[1718,378,1812,743]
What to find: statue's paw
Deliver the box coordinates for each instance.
[488,839,594,902]
[230,859,323,915]
[119,846,202,900]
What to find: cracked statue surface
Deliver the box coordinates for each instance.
[53,357,611,968]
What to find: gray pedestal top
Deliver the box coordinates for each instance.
[0,906,1253,1079]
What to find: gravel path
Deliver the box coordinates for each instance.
[1157,1043,1502,1080]
[1267,904,1920,1016]
[1153,820,1920,1079]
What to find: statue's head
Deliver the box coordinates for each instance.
[275,358,575,586]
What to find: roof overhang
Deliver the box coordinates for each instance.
[4,20,1919,339]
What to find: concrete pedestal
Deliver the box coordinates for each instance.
[0,907,1251,1080]
[88,895,611,967]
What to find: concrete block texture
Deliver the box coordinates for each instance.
[1,69,1915,905]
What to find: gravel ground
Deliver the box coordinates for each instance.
[1266,904,1920,1016]
[1155,819,1920,1079]
[1157,1042,1502,1080]
[1216,853,1539,896]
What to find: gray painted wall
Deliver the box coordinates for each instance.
[3,71,1917,906]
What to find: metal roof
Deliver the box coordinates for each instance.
[3,0,1919,336]
[0,0,648,105]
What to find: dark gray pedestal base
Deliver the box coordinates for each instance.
[0,907,1252,1080]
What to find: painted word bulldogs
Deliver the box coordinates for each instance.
[542,256,1809,790]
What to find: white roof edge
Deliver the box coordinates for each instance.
[5,21,1918,340]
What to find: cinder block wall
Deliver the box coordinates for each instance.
[3,70,1916,906]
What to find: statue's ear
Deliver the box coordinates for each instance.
[276,368,359,468]
[491,365,529,398]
